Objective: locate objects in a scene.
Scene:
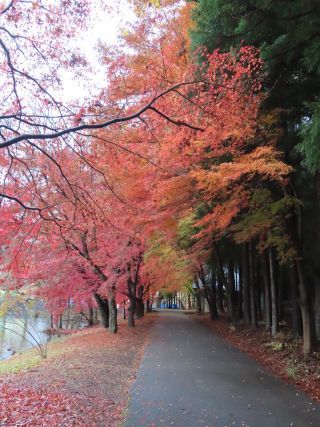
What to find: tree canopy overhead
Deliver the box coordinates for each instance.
[0,0,319,358]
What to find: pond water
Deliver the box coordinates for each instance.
[0,297,86,360]
[0,298,51,360]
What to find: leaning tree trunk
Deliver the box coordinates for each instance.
[94,293,109,328]
[268,248,279,336]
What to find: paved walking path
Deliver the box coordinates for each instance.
[124,311,320,427]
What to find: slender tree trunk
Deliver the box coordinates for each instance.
[59,315,63,329]
[209,271,218,319]
[249,242,257,328]
[238,264,243,319]
[227,262,236,324]
[268,248,278,336]
[94,293,109,328]
[242,244,251,325]
[194,277,202,314]
[123,302,126,320]
[289,266,301,337]
[262,253,271,332]
[217,278,224,313]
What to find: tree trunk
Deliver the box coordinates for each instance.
[269,248,278,336]
[88,307,94,327]
[262,253,271,332]
[209,271,218,319]
[296,259,315,355]
[249,242,257,328]
[227,262,236,324]
[128,296,136,327]
[93,307,98,324]
[194,277,202,314]
[242,244,251,325]
[94,293,109,328]
[146,299,152,313]
[217,278,224,313]
[136,286,145,319]
[238,264,243,319]
[109,289,117,334]
[289,266,301,337]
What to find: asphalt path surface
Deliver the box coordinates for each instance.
[124,311,320,427]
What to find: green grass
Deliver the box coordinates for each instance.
[0,348,43,375]
[0,334,71,376]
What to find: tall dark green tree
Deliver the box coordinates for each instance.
[190,0,320,353]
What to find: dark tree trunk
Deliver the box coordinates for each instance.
[128,296,136,327]
[109,287,117,334]
[94,293,109,328]
[136,300,144,318]
[255,265,263,322]
[238,264,243,319]
[262,253,271,332]
[242,244,251,325]
[93,308,98,325]
[123,302,126,320]
[268,248,278,335]
[146,299,152,313]
[136,286,145,319]
[194,277,202,314]
[88,307,94,327]
[227,262,236,324]
[249,242,257,328]
[217,278,224,313]
[296,259,315,355]
[209,271,218,319]
[289,266,302,337]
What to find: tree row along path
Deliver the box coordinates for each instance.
[125,312,320,427]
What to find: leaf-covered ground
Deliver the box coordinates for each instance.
[194,314,320,402]
[0,315,155,426]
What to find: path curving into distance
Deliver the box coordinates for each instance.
[124,311,320,427]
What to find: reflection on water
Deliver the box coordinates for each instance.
[0,294,87,360]
[0,297,86,360]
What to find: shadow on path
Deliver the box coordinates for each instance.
[124,311,320,427]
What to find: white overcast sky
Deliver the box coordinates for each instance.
[61,0,136,102]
